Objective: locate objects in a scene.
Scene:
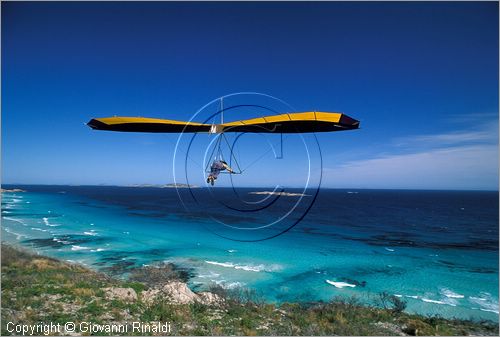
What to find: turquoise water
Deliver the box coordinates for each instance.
[1,185,498,321]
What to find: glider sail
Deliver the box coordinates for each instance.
[87,112,360,133]
[87,117,212,133]
[220,112,359,133]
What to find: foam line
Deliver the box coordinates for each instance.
[326,280,356,288]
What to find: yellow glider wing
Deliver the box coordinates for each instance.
[220,112,360,133]
[87,112,359,133]
[87,117,212,133]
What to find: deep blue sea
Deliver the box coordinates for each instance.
[1,185,498,321]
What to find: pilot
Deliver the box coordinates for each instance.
[207,160,234,186]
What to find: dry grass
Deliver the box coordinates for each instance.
[73,287,95,298]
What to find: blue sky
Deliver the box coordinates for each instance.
[2,1,498,190]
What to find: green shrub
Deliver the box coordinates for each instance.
[376,291,407,314]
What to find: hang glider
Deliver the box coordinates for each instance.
[87,112,360,134]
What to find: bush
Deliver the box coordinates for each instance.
[376,292,407,314]
[390,295,407,314]
[208,283,264,306]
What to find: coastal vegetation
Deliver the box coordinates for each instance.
[1,244,498,336]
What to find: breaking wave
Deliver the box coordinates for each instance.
[214,280,245,289]
[440,288,465,299]
[326,280,356,288]
[421,298,456,306]
[43,217,60,227]
[71,245,90,251]
[469,292,499,314]
[31,227,48,232]
[3,216,27,226]
[205,260,282,272]
[4,227,27,240]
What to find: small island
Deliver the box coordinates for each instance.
[128,183,199,189]
[0,188,25,193]
[249,191,310,197]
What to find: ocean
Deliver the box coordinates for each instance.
[1,185,498,321]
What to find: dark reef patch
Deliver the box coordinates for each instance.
[353,266,406,277]
[97,247,171,261]
[436,259,498,274]
[347,234,498,251]
[128,262,195,285]
[99,260,138,275]
[72,201,107,209]
[92,247,175,277]
[23,234,109,249]
[127,211,169,218]
[338,277,367,287]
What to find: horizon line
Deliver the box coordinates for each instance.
[1,183,498,193]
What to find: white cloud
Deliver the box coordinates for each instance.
[395,120,498,147]
[411,130,495,144]
[332,119,499,190]
[446,112,499,124]
[325,145,498,190]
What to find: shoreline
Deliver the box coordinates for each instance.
[2,213,499,323]
[2,186,499,325]
[2,243,498,336]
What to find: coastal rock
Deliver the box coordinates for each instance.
[161,281,198,304]
[198,291,223,305]
[373,322,405,336]
[104,287,138,302]
[141,281,222,306]
[140,288,162,304]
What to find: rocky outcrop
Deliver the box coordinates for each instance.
[103,287,138,302]
[141,281,222,306]
[141,288,161,304]
[198,291,222,305]
[161,281,199,304]
[372,322,405,336]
